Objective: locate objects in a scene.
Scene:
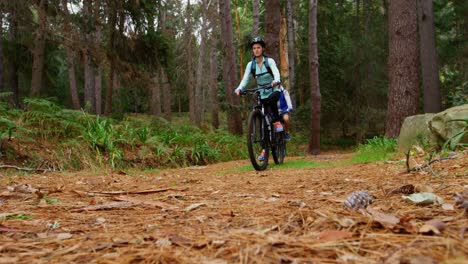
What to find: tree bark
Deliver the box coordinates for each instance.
[308,0,321,155]
[385,0,419,138]
[62,0,80,109]
[194,0,209,127]
[94,25,102,115]
[209,0,220,129]
[104,1,118,115]
[417,0,442,113]
[265,0,281,62]
[30,0,47,97]
[161,67,172,121]
[234,0,243,80]
[287,0,296,107]
[279,9,289,89]
[210,34,220,129]
[83,0,95,113]
[252,0,260,37]
[186,0,196,124]
[8,8,19,107]
[158,1,172,121]
[0,12,3,94]
[219,0,242,135]
[150,74,162,116]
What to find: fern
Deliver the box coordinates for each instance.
[442,118,468,150]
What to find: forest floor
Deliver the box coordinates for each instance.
[0,151,467,264]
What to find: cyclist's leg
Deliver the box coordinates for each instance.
[268,91,281,122]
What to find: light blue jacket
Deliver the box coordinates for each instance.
[236,56,281,99]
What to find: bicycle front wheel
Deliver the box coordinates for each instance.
[247,110,269,171]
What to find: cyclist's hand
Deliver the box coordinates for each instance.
[271,81,280,87]
[234,88,241,96]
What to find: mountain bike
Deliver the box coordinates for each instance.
[240,84,286,171]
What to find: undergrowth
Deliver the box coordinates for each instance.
[0,98,251,170]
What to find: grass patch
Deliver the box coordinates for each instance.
[351,136,397,163]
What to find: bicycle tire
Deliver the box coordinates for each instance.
[272,131,286,165]
[247,110,269,171]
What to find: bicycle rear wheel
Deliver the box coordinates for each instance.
[272,131,286,165]
[247,110,269,171]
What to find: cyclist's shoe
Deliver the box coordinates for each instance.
[285,133,291,141]
[273,122,284,132]
[258,149,266,161]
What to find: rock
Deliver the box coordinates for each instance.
[397,114,436,154]
[429,104,468,146]
[397,104,468,153]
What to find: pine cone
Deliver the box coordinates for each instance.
[454,191,468,214]
[344,190,374,210]
[391,184,415,195]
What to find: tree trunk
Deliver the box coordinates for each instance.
[0,12,3,94]
[210,34,220,129]
[150,74,162,116]
[385,0,419,138]
[186,0,196,123]
[287,0,296,107]
[9,9,19,107]
[104,2,118,115]
[94,26,102,115]
[112,72,121,113]
[234,0,243,80]
[209,0,220,129]
[83,0,95,113]
[308,0,321,155]
[219,0,242,135]
[279,9,289,89]
[30,0,47,97]
[194,0,209,127]
[265,0,281,62]
[158,2,172,121]
[161,67,172,121]
[417,0,442,113]
[252,0,260,37]
[62,0,80,109]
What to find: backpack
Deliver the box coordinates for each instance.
[250,56,274,80]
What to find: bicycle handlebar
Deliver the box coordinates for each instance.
[239,82,281,95]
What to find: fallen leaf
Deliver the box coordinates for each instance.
[419,219,446,235]
[366,207,400,229]
[315,230,353,242]
[184,203,206,212]
[57,233,73,240]
[442,203,455,211]
[211,240,226,247]
[335,217,356,228]
[155,238,172,247]
[402,192,444,205]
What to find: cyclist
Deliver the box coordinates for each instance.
[278,86,293,141]
[235,37,283,161]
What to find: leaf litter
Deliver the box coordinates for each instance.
[0,153,466,263]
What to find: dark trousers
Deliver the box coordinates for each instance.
[260,91,281,122]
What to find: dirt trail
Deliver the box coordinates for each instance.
[1,152,467,263]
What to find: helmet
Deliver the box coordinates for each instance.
[250,37,265,48]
